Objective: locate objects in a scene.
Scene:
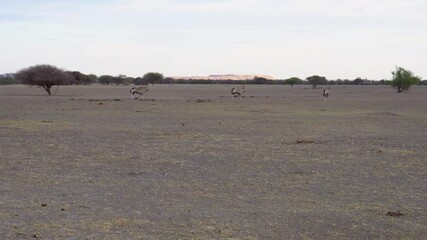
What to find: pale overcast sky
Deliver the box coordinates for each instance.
[1,0,426,79]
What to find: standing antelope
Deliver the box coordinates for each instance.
[323,88,329,101]
[231,85,246,100]
[130,86,149,100]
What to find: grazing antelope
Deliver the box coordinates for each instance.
[130,86,149,100]
[323,88,329,101]
[231,85,246,100]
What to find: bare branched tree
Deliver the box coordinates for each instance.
[15,64,70,95]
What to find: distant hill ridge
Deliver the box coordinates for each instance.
[170,74,274,80]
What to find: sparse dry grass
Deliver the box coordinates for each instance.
[1,85,426,239]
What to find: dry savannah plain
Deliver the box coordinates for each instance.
[0,84,426,239]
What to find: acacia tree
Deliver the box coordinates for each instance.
[143,72,164,84]
[98,75,114,85]
[252,76,270,84]
[353,77,365,85]
[86,74,98,84]
[306,75,328,89]
[67,71,97,85]
[111,74,124,85]
[391,67,421,93]
[285,77,302,87]
[111,74,133,85]
[15,64,70,95]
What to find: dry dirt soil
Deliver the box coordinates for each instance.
[0,84,426,239]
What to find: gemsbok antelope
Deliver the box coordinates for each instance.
[323,88,329,101]
[231,85,246,100]
[130,86,149,100]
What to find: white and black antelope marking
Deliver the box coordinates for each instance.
[231,85,246,100]
[130,86,149,100]
[323,88,329,101]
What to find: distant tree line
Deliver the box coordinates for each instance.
[164,76,394,87]
[0,74,20,85]
[2,72,414,87]
[1,64,424,95]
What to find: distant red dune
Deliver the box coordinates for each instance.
[170,74,274,80]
